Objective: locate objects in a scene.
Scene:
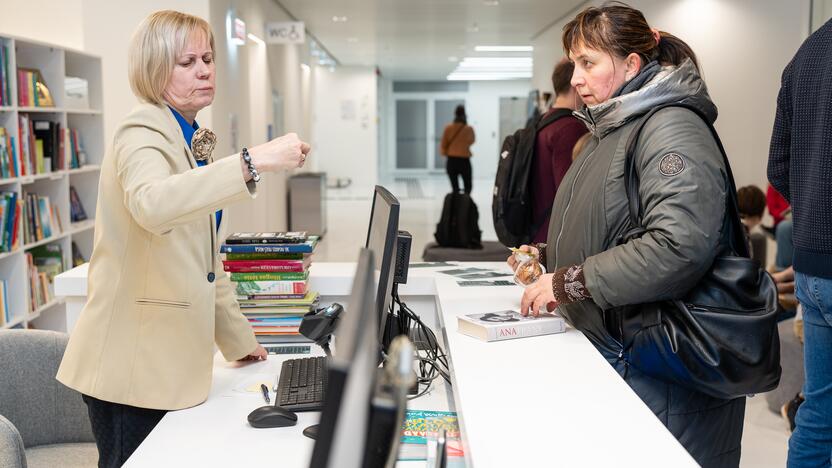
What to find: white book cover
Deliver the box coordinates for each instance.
[457,310,567,342]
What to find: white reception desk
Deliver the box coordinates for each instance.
[54,262,697,468]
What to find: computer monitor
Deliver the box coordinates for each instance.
[365,186,400,348]
[309,248,379,468]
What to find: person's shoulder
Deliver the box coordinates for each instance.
[115,103,177,144]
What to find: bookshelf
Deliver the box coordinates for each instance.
[0,34,102,331]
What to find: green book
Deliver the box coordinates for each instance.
[225,252,305,260]
[230,271,309,282]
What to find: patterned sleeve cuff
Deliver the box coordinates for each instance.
[532,243,547,269]
[552,264,592,305]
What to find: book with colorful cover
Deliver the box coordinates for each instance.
[230,271,308,282]
[399,410,464,461]
[235,280,308,296]
[220,236,318,254]
[237,293,308,301]
[240,306,312,315]
[223,258,310,273]
[237,290,319,306]
[225,252,306,261]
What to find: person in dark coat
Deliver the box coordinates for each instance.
[768,17,832,468]
[508,3,745,467]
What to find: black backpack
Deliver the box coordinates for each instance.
[492,108,574,247]
[434,192,482,248]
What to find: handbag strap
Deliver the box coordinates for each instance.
[621,102,748,258]
[446,124,466,149]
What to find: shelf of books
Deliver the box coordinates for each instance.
[221,232,320,346]
[0,34,102,331]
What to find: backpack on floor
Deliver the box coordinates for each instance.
[492,108,574,247]
[435,192,482,248]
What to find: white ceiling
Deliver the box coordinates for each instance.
[275,0,586,80]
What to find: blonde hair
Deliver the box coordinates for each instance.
[128,10,214,104]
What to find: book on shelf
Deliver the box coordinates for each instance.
[0,44,10,106]
[457,310,567,342]
[237,292,312,302]
[0,280,8,326]
[71,241,86,267]
[225,231,308,245]
[223,258,311,273]
[66,128,86,169]
[0,191,20,252]
[32,119,64,172]
[220,236,319,254]
[69,186,88,222]
[17,68,54,108]
[0,127,20,179]
[22,192,59,244]
[26,244,65,313]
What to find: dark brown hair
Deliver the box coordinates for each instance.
[551,59,575,96]
[562,1,699,71]
[454,104,467,124]
[737,186,766,218]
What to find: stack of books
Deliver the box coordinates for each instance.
[0,127,19,179]
[0,191,21,253]
[221,232,320,346]
[21,191,62,244]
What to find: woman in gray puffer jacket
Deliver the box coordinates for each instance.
[510,4,745,468]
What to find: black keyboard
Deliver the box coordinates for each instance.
[275,356,328,412]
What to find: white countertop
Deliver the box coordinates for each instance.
[55,262,697,467]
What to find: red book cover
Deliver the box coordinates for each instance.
[11,198,20,248]
[223,259,307,272]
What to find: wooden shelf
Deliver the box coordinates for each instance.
[22,234,67,251]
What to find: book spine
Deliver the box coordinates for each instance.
[223,261,305,272]
[221,244,312,254]
[488,320,566,341]
[225,252,305,260]
[235,281,307,296]
[230,272,307,281]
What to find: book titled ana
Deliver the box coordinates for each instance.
[457,310,566,342]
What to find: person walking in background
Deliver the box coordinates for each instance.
[529,59,588,243]
[439,105,475,194]
[768,17,832,468]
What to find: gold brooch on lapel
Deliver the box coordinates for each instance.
[191,127,217,163]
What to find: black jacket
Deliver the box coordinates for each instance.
[768,18,832,278]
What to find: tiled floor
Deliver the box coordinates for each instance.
[316,175,790,467]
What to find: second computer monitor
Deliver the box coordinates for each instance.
[365,185,400,347]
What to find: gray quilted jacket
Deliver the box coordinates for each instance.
[545,59,745,468]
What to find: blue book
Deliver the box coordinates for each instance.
[221,236,318,254]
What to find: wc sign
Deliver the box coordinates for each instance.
[265,21,306,44]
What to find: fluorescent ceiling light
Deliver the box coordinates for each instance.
[332,15,348,22]
[475,46,533,52]
[247,33,264,45]
[447,56,533,81]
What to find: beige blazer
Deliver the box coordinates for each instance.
[57,103,259,410]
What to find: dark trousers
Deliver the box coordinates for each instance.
[446,157,472,194]
[82,394,168,468]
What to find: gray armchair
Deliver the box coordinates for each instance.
[0,330,97,468]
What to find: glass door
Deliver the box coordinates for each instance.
[393,96,466,172]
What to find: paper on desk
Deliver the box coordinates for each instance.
[220,373,275,397]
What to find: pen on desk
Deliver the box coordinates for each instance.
[260,383,270,404]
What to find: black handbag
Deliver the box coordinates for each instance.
[614,103,781,400]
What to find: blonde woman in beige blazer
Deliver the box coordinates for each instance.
[55,11,310,466]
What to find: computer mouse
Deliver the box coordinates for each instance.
[247,405,298,428]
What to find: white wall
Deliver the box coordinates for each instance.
[532,0,811,190]
[0,0,85,50]
[466,80,531,180]
[312,66,378,190]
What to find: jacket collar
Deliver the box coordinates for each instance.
[574,58,718,139]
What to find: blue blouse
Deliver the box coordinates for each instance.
[169,107,223,231]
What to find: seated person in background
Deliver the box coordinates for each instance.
[737,185,767,264]
[765,185,794,270]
